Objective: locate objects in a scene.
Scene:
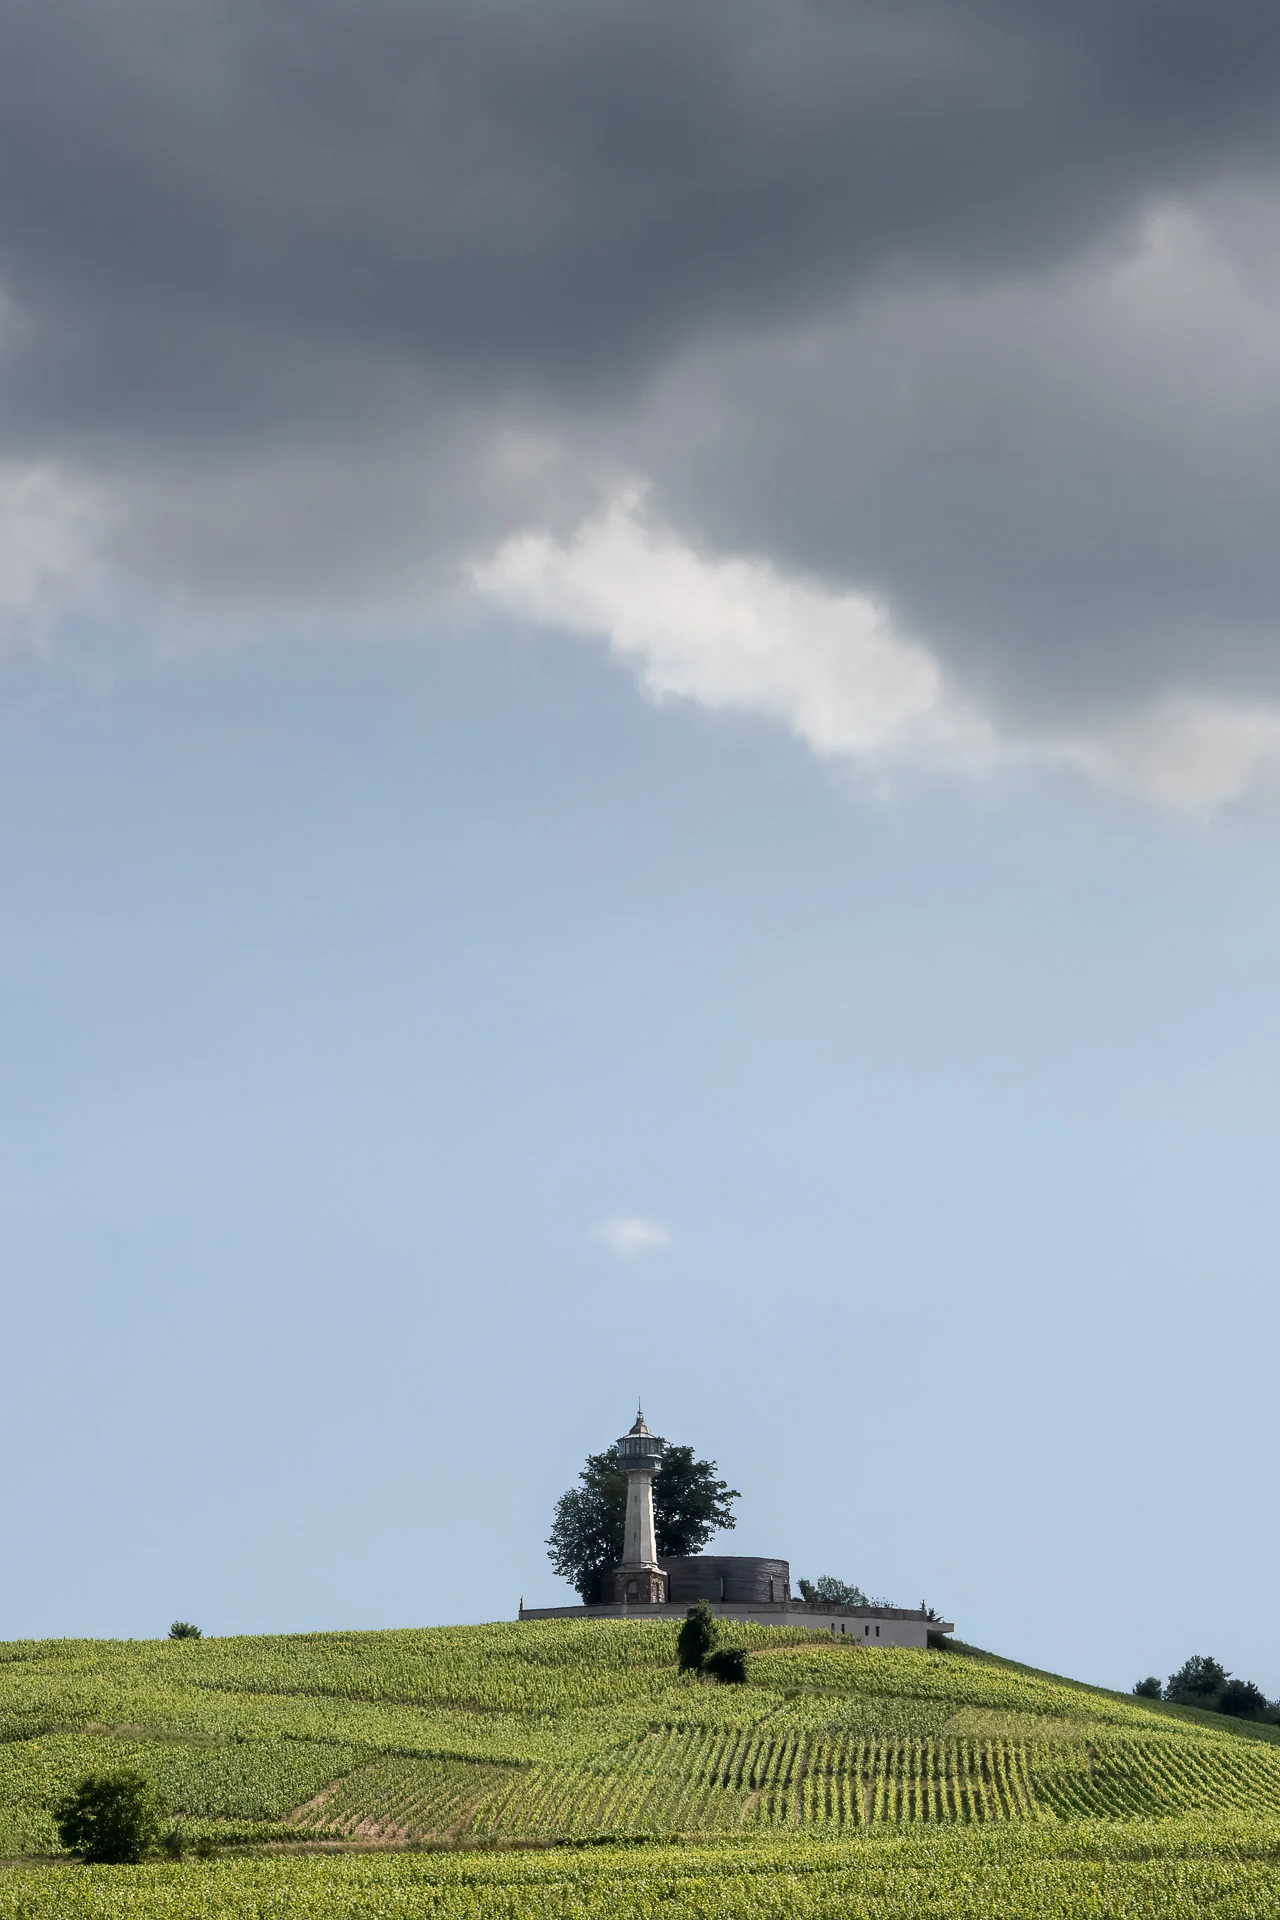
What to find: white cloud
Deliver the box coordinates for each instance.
[474,491,993,770]
[593,1216,671,1258]
[0,462,104,642]
[473,493,1280,814]
[1058,693,1280,812]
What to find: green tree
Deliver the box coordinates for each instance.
[1165,1655,1230,1707]
[676,1599,718,1672]
[1133,1676,1163,1699]
[1218,1677,1270,1720]
[168,1622,202,1641]
[798,1575,869,1607]
[54,1771,162,1864]
[547,1444,740,1601]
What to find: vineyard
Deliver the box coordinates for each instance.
[3,1817,1280,1917]
[2,1620,1280,1912]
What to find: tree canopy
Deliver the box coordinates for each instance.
[1165,1655,1231,1707]
[799,1576,869,1607]
[546,1442,740,1601]
[1138,1656,1274,1721]
[54,1771,162,1864]
[1218,1678,1270,1720]
[677,1599,718,1672]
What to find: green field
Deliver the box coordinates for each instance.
[2,1619,1279,1914]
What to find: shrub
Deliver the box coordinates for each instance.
[676,1600,718,1672]
[168,1621,202,1641]
[54,1770,162,1864]
[1133,1677,1163,1699]
[703,1646,748,1684]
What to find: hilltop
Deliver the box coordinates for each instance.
[3,1619,1280,1915]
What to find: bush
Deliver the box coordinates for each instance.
[703,1646,748,1684]
[676,1600,718,1672]
[168,1622,202,1641]
[54,1771,162,1864]
[1133,1676,1163,1699]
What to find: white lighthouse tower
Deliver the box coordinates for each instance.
[606,1409,668,1604]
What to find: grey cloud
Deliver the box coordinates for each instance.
[640,197,1280,721]
[4,0,1280,713]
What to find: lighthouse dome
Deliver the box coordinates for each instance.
[616,1407,664,1469]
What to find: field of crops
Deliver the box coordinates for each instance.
[3,1619,1280,1911]
[4,1816,1280,1917]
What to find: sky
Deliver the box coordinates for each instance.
[3,0,1280,1697]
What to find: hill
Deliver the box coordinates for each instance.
[3,1619,1280,1915]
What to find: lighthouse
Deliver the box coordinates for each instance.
[606,1409,669,1604]
[521,1410,955,1645]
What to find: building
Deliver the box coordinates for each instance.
[519,1409,953,1650]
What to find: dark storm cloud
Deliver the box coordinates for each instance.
[4,0,1279,427]
[640,207,1280,720]
[4,0,1280,713]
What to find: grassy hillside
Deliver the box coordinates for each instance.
[2,1619,1280,1914]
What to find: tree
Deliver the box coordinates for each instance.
[1133,1676,1163,1699]
[1165,1655,1230,1708]
[1218,1677,1271,1720]
[547,1444,740,1601]
[652,1447,741,1560]
[677,1600,718,1672]
[168,1622,202,1641]
[703,1646,748,1684]
[54,1771,162,1864]
[798,1576,869,1608]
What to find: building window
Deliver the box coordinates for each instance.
[875,1624,880,1637]
[768,1579,774,1603]
[865,1624,870,1635]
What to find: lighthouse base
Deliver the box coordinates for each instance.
[604,1564,669,1605]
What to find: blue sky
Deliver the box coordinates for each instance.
[3,616,1278,1697]
[5,0,1280,1702]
